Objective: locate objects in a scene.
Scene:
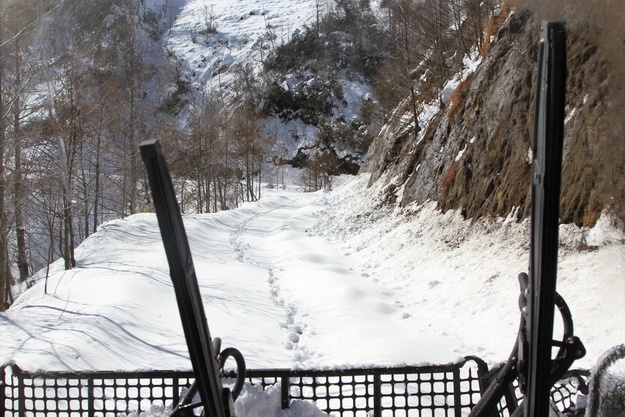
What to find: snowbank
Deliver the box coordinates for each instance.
[1,174,623,373]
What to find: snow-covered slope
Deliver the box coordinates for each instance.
[165,0,319,98]
[162,0,375,158]
[1,174,623,373]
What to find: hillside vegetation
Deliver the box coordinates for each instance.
[362,2,625,229]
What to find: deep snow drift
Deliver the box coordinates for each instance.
[1,174,623,374]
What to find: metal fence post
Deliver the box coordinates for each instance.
[16,367,25,417]
[0,366,6,416]
[373,373,382,417]
[172,378,180,407]
[453,367,462,417]
[280,375,290,409]
[88,378,95,415]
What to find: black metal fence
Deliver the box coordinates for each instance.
[235,357,487,416]
[0,358,588,417]
[0,366,195,416]
[1,357,485,416]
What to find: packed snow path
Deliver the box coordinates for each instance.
[228,193,460,368]
[1,176,624,372]
[0,187,458,372]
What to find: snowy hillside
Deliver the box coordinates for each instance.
[163,0,376,157]
[165,0,320,95]
[1,174,624,373]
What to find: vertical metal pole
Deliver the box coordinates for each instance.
[172,378,180,408]
[0,366,6,416]
[453,368,462,417]
[16,368,24,417]
[525,20,567,417]
[140,140,229,417]
[88,378,95,415]
[281,375,290,409]
[373,374,382,417]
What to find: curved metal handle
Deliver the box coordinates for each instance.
[219,347,247,401]
[469,273,585,416]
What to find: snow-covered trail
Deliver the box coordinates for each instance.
[1,175,624,373]
[0,187,460,372]
[315,176,625,370]
[230,193,461,368]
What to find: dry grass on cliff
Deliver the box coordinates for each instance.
[480,0,515,56]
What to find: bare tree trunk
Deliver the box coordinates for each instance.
[203,135,212,213]
[197,135,204,213]
[61,141,76,270]
[60,89,78,270]
[78,134,89,241]
[14,141,28,281]
[62,199,72,269]
[399,8,421,139]
[465,0,485,51]
[245,153,253,201]
[12,38,29,281]
[0,18,15,310]
[450,0,471,57]
[127,0,146,216]
[212,177,219,213]
[94,121,102,232]
[257,154,262,200]
[128,86,138,215]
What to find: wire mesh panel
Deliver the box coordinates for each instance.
[1,366,195,416]
[248,358,486,417]
[550,370,589,414]
[379,364,482,417]
[22,374,90,415]
[493,378,522,417]
[488,369,589,417]
[380,370,456,416]
[289,373,376,416]
[0,359,588,417]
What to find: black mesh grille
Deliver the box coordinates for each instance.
[0,359,588,417]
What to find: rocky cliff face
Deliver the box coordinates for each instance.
[362,9,620,227]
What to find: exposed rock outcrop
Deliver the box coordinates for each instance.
[362,9,620,227]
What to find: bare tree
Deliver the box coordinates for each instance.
[176,94,225,213]
[9,29,39,281]
[0,9,14,310]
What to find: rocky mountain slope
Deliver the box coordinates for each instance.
[362,8,624,228]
